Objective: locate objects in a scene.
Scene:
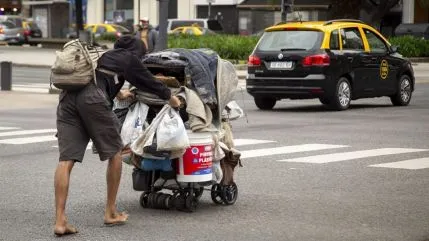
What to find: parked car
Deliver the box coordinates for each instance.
[23,20,43,45]
[0,21,25,45]
[161,19,224,34]
[67,23,131,39]
[171,26,216,36]
[246,19,415,111]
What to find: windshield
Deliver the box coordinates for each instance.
[257,30,324,51]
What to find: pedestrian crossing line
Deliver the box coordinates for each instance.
[0,129,56,137]
[241,144,348,159]
[369,157,429,170]
[0,127,20,131]
[234,139,276,146]
[0,135,57,144]
[276,148,428,164]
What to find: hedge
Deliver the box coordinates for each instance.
[96,33,429,60]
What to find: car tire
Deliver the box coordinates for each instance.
[319,97,330,105]
[390,75,412,106]
[254,97,276,110]
[329,77,351,111]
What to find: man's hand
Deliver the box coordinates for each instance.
[169,95,181,108]
[116,90,135,100]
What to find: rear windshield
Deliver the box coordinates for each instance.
[257,30,324,51]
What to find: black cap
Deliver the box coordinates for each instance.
[114,35,146,58]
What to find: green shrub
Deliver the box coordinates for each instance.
[168,34,259,61]
[388,35,429,57]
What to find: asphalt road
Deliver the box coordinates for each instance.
[0,83,429,241]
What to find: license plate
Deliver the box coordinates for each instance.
[34,33,40,36]
[270,61,293,69]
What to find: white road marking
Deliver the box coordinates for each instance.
[241,144,348,159]
[234,139,276,146]
[276,148,428,163]
[0,129,56,137]
[0,127,20,131]
[369,157,429,170]
[0,135,57,144]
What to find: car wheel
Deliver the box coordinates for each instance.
[254,97,276,110]
[329,77,351,111]
[390,75,412,106]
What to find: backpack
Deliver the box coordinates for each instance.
[50,39,108,91]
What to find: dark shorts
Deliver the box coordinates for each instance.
[56,83,123,162]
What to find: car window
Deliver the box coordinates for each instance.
[112,24,130,33]
[96,26,107,34]
[340,27,364,50]
[257,30,324,51]
[330,30,340,50]
[0,21,16,29]
[185,28,194,35]
[363,28,388,53]
[86,25,96,32]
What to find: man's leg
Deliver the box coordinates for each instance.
[54,160,78,235]
[104,152,129,224]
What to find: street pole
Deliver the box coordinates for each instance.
[208,2,212,19]
[75,0,83,38]
[137,0,140,25]
[281,0,287,22]
[157,0,169,51]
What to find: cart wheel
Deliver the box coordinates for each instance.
[139,192,150,208]
[184,194,198,212]
[194,187,204,201]
[211,184,224,205]
[221,182,238,205]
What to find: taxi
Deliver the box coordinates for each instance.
[85,23,131,38]
[171,26,216,36]
[246,19,415,111]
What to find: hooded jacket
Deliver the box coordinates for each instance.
[95,35,171,103]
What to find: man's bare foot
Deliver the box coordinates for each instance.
[104,212,129,226]
[54,223,78,236]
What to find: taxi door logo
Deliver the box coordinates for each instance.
[380,59,389,80]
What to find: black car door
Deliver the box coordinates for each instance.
[339,27,368,97]
[361,28,399,94]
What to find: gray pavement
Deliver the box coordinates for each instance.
[1,84,429,241]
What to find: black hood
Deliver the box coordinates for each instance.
[114,35,146,59]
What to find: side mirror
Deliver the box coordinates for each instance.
[391,45,399,53]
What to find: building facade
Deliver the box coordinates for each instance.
[86,0,196,27]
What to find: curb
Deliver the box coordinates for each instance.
[12,63,52,68]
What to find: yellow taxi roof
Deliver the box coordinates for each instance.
[266,20,378,33]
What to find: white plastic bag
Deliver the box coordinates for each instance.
[156,107,190,151]
[120,101,149,146]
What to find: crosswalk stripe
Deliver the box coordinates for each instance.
[0,127,20,131]
[0,129,56,137]
[241,144,348,159]
[276,148,428,163]
[369,157,429,170]
[0,135,57,144]
[234,139,275,146]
